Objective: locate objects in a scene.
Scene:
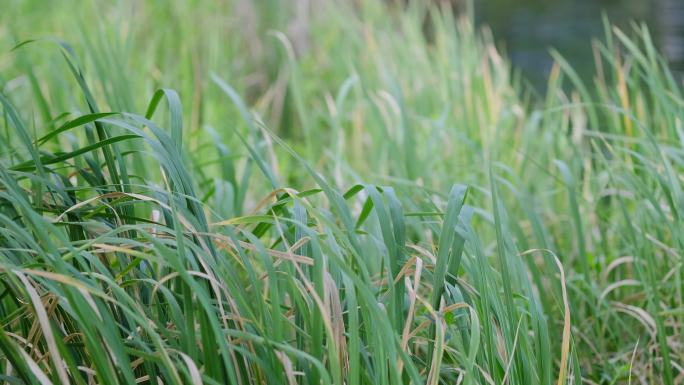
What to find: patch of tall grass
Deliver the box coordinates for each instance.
[0,1,682,384]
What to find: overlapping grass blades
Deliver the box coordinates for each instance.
[1,0,683,384]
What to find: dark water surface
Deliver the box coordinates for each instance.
[474,0,684,87]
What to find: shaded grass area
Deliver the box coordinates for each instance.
[0,1,682,384]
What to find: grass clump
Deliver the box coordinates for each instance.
[0,1,682,384]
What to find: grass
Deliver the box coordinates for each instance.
[0,0,682,384]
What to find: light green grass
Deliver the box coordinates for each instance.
[0,1,682,384]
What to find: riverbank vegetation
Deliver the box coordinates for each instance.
[0,1,682,384]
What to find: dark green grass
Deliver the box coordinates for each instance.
[0,1,682,384]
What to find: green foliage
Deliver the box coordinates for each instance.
[0,1,681,384]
